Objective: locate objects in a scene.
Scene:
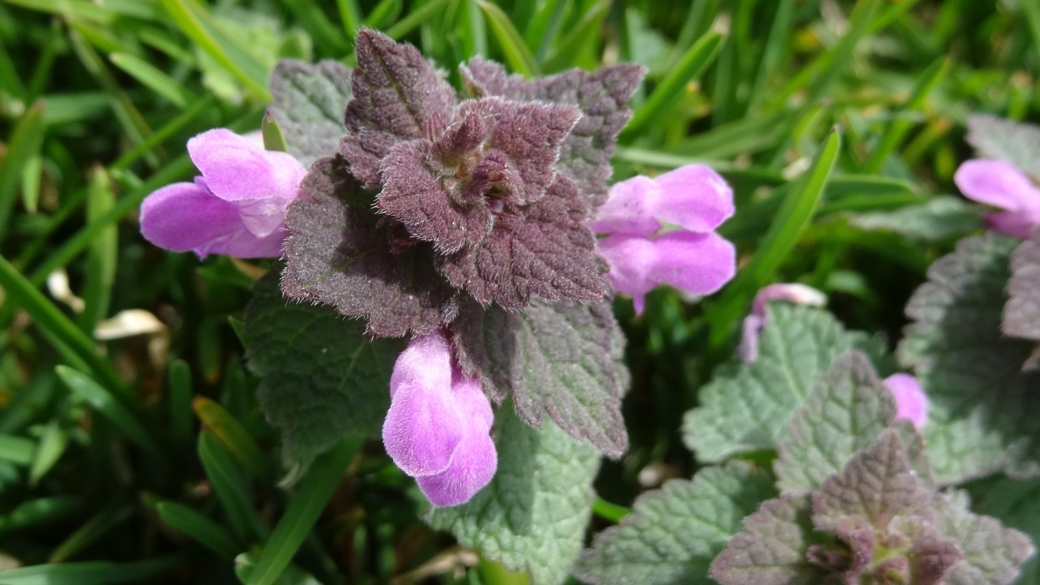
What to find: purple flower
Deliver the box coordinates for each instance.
[738,283,826,363]
[954,159,1040,239]
[883,373,928,429]
[140,128,306,258]
[590,164,737,314]
[382,331,497,507]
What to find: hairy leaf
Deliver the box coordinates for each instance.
[282,157,460,338]
[268,59,353,168]
[898,233,1040,483]
[243,272,398,465]
[573,462,776,585]
[774,351,899,494]
[933,493,1036,585]
[439,174,608,308]
[1004,227,1040,341]
[452,298,629,458]
[461,57,645,207]
[709,494,829,585]
[426,404,599,585]
[972,477,1040,584]
[340,29,456,187]
[966,114,1040,181]
[850,196,982,241]
[812,431,931,533]
[683,304,884,463]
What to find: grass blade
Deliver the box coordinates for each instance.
[49,503,135,562]
[29,420,68,484]
[193,397,272,481]
[0,555,184,584]
[77,166,117,334]
[336,0,362,39]
[621,32,724,140]
[155,500,241,558]
[109,52,196,108]
[243,438,361,585]
[55,366,163,460]
[0,496,82,536]
[198,429,268,543]
[0,434,36,465]
[385,0,453,40]
[478,0,540,77]
[0,102,45,240]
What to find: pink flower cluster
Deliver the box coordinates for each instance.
[139,129,739,505]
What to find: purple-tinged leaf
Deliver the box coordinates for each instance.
[268,59,353,168]
[452,299,629,458]
[898,233,1040,483]
[243,272,398,466]
[573,462,776,585]
[966,114,1040,182]
[1004,226,1040,341]
[281,157,460,338]
[812,431,930,533]
[439,174,608,308]
[340,29,456,187]
[461,57,645,207]
[774,352,899,495]
[888,515,964,584]
[933,493,1036,585]
[709,494,830,585]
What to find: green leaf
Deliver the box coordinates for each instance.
[197,429,268,543]
[0,102,45,239]
[683,304,883,463]
[77,166,117,334]
[1004,229,1040,341]
[972,477,1040,584]
[573,462,776,585]
[709,494,827,585]
[243,272,397,466]
[0,556,184,585]
[897,234,1040,483]
[478,0,540,78]
[242,438,360,585]
[849,196,982,241]
[933,493,1036,585]
[621,31,723,140]
[109,52,196,108]
[965,115,1040,181]
[774,351,898,494]
[193,396,272,481]
[454,300,630,458]
[236,552,322,585]
[426,404,600,585]
[268,59,352,167]
[155,500,240,559]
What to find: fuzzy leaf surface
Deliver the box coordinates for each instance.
[461,57,644,207]
[282,157,459,338]
[452,298,629,457]
[849,196,982,241]
[897,233,1040,483]
[340,29,456,187]
[966,114,1040,181]
[439,174,608,308]
[709,494,829,585]
[243,273,397,465]
[683,304,884,463]
[426,404,599,585]
[268,59,353,168]
[972,477,1040,584]
[933,493,1036,585]
[774,351,898,494]
[1004,227,1040,341]
[572,462,776,585]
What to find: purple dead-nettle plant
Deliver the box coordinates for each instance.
[139,29,741,506]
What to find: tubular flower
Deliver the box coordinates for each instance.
[883,373,928,429]
[738,283,827,363]
[382,331,497,507]
[140,128,306,258]
[954,159,1040,239]
[589,164,737,314]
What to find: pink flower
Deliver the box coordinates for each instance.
[954,159,1040,239]
[738,284,827,363]
[590,165,737,314]
[382,331,497,506]
[140,128,306,258]
[883,373,928,429]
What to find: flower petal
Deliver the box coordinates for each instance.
[986,210,1040,240]
[416,376,497,506]
[954,159,1040,213]
[596,231,736,314]
[187,128,306,205]
[750,283,827,319]
[652,164,735,232]
[382,333,466,477]
[883,373,928,429]
[140,182,244,256]
[737,313,765,363]
[587,175,661,236]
